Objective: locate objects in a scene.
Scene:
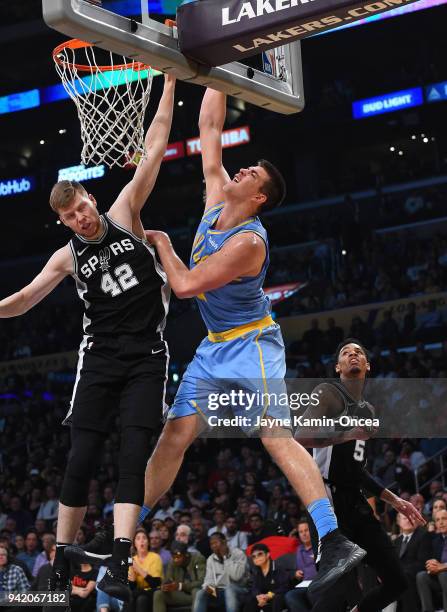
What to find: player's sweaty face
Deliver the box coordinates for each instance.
[226,165,268,201]
[338,343,368,376]
[59,194,100,237]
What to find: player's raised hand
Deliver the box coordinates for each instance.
[393,498,426,526]
[164,72,176,85]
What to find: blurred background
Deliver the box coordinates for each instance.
[0,1,446,607]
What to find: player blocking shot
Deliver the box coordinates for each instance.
[0,75,176,602]
[112,87,368,602]
[294,339,426,611]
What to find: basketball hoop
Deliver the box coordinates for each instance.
[53,39,153,169]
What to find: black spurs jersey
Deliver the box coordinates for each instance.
[313,382,374,490]
[69,213,169,337]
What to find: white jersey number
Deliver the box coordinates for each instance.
[101,264,139,297]
[353,439,366,462]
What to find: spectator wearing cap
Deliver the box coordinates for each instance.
[16,531,40,574]
[193,533,249,612]
[153,541,206,612]
[244,543,289,611]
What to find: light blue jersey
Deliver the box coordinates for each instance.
[168,203,290,435]
[190,203,271,332]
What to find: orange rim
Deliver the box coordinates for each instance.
[52,39,150,72]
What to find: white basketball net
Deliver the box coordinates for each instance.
[54,42,153,168]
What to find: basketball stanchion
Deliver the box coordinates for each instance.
[42,0,304,115]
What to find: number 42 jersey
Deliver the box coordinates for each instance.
[69,213,170,337]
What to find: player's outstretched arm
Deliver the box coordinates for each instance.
[109,74,176,232]
[145,230,265,298]
[0,246,72,318]
[380,489,426,526]
[199,89,231,212]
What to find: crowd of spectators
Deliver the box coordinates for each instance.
[2,401,447,611]
[1,317,447,610]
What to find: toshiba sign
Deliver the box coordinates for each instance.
[187,126,251,156]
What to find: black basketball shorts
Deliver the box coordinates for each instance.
[63,333,169,432]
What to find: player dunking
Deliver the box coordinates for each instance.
[0,75,176,602]
[102,88,367,601]
[294,339,425,611]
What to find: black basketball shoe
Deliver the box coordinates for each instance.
[307,529,366,602]
[64,523,113,566]
[97,561,131,602]
[44,566,71,612]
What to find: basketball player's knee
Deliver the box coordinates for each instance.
[159,423,193,455]
[115,427,152,505]
[60,428,106,506]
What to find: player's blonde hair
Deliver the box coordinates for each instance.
[49,180,88,213]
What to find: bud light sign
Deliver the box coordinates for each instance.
[0,176,35,197]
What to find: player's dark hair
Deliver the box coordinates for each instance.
[258,159,286,212]
[49,180,88,213]
[334,338,369,364]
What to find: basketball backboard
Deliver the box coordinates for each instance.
[42,0,304,115]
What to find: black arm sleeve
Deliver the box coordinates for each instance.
[144,576,162,589]
[360,468,385,497]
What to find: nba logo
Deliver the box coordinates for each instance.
[262,50,277,77]
[262,48,287,82]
